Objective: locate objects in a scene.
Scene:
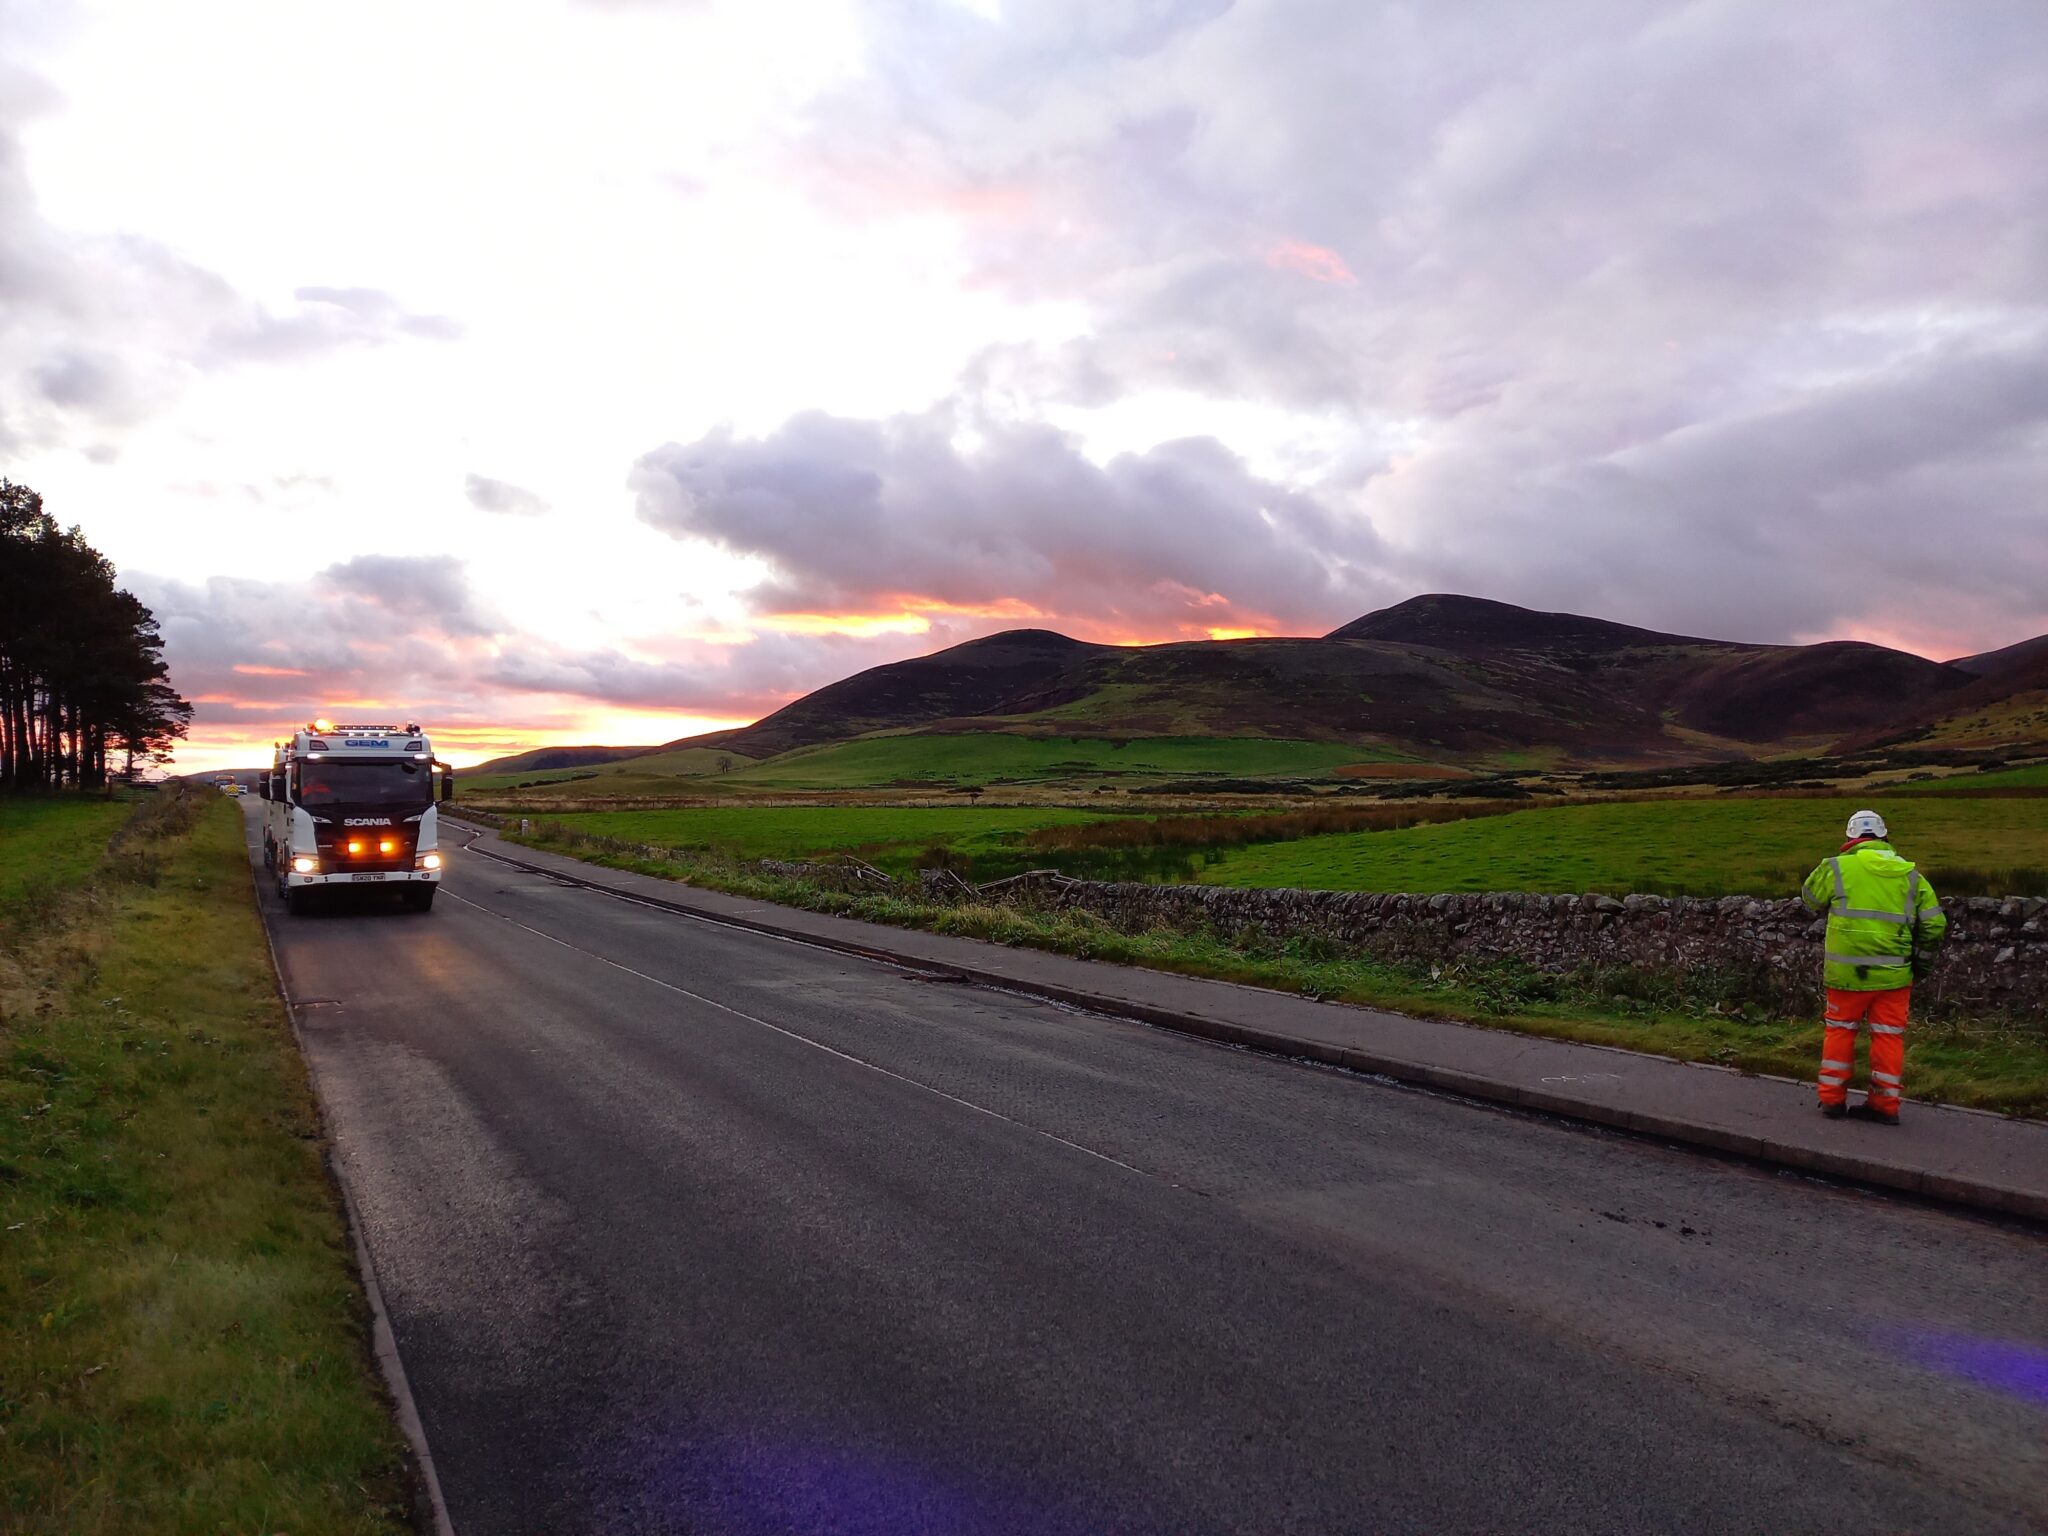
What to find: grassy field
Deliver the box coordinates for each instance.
[716,732,1386,790]
[550,804,1119,871]
[460,745,749,795]
[0,790,411,1533]
[1197,796,2048,895]
[0,795,133,908]
[1897,762,2048,791]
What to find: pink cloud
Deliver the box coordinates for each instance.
[1265,239,1356,285]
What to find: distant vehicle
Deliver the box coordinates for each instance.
[261,720,453,915]
[216,778,245,795]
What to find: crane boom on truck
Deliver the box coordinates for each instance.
[261,719,453,914]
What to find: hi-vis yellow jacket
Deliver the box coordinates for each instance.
[1801,838,1947,992]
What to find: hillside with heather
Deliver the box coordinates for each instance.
[465,594,2046,794]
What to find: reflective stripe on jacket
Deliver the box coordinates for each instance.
[1801,838,1947,992]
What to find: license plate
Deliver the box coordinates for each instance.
[350,872,389,882]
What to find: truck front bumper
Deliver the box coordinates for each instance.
[283,868,442,889]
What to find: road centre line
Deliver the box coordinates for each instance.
[437,887,1175,1188]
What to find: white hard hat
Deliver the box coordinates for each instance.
[1845,809,1888,840]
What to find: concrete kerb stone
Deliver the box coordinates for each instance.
[452,823,2048,1226]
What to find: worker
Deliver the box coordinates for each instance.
[1801,810,1946,1125]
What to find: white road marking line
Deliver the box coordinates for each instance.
[439,888,1171,1186]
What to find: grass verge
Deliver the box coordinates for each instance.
[0,794,135,910]
[503,821,2048,1119]
[0,788,411,1534]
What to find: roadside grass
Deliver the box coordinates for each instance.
[0,794,133,910]
[714,732,1383,790]
[502,824,2048,1118]
[0,788,411,1534]
[1196,796,2048,897]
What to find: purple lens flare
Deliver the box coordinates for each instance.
[1895,1329,2048,1407]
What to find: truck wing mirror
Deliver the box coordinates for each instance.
[257,778,270,800]
[437,762,454,802]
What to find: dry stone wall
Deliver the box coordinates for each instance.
[909,874,2044,1015]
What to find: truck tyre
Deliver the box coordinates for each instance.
[285,885,315,916]
[402,886,436,912]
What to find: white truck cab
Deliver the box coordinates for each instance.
[261,720,454,914]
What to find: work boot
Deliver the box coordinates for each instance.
[1820,1101,1848,1120]
[1853,1102,1900,1126]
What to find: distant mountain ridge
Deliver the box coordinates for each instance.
[523,594,2046,776]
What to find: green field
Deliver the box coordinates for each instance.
[0,795,133,908]
[1897,762,2048,792]
[460,745,756,795]
[1198,796,2048,895]
[716,732,1384,790]
[551,804,1119,868]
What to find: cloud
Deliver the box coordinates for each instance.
[631,407,1394,637]
[1265,241,1355,287]
[127,553,939,751]
[0,46,459,453]
[322,553,504,638]
[770,0,2048,649]
[204,285,463,364]
[1382,333,2048,652]
[464,472,551,516]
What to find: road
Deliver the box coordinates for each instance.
[241,807,2047,1535]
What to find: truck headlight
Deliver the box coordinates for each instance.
[291,856,318,874]
[416,851,442,870]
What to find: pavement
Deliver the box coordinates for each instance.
[454,817,2048,1224]
[245,805,2048,1534]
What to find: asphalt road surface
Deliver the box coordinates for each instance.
[242,807,2047,1535]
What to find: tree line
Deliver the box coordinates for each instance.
[1,480,192,790]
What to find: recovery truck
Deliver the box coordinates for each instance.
[261,720,454,914]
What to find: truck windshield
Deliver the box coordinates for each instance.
[297,760,431,808]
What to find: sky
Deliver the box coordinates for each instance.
[2,0,2044,771]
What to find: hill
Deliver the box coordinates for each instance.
[465,744,656,777]
[675,629,1109,759]
[1951,633,2048,679]
[493,595,2046,790]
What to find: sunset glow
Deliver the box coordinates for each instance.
[1265,240,1357,286]
[761,612,936,638]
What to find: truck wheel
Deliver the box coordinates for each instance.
[285,885,315,916]
[402,886,436,912]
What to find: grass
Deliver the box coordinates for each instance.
[546,804,1119,873]
[714,732,1383,790]
[459,746,753,796]
[1197,796,2048,896]
[1897,762,2048,792]
[504,823,2048,1118]
[0,795,134,909]
[0,789,411,1534]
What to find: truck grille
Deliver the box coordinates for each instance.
[315,827,416,872]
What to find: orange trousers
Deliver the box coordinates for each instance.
[1818,985,1910,1116]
